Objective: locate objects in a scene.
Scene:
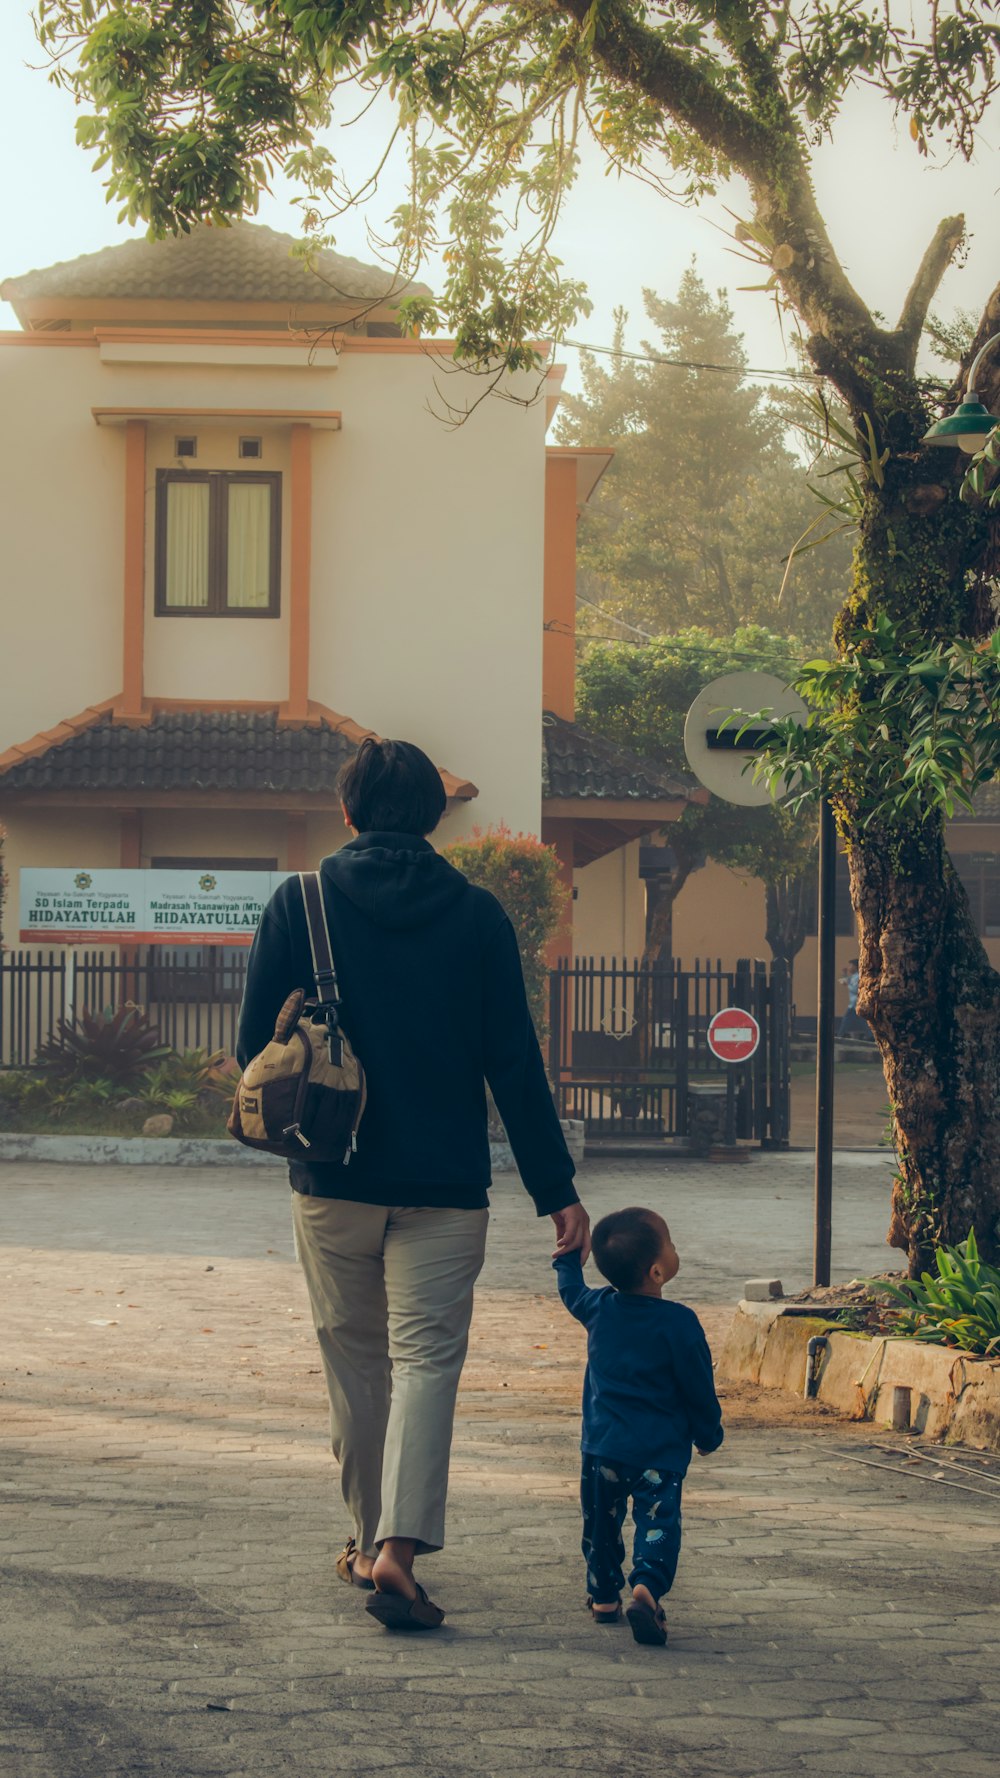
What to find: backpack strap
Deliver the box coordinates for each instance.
[299,871,341,1016]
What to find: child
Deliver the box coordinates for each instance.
[553,1206,723,1647]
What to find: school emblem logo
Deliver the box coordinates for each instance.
[198,873,217,893]
[74,872,93,891]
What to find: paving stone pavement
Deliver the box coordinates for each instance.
[2,1152,998,1778]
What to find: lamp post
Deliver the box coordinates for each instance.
[923,333,1000,453]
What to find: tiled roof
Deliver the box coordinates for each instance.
[542,711,698,802]
[2,221,429,307]
[953,782,1000,822]
[0,705,476,801]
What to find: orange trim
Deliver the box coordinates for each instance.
[0,332,97,347]
[545,444,614,510]
[93,407,341,427]
[543,795,702,819]
[288,424,312,720]
[119,810,142,868]
[0,700,115,775]
[286,812,309,871]
[9,297,406,325]
[94,326,327,346]
[543,454,578,721]
[0,694,479,805]
[120,420,146,717]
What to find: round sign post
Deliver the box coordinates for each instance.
[706,1006,760,1147]
[707,1006,760,1064]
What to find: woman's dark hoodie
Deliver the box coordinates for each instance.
[235,832,578,1217]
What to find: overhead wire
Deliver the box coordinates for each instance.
[559,337,821,383]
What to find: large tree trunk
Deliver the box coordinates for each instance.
[850,816,1000,1274]
[836,299,1000,1274]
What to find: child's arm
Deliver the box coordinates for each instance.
[552,1251,603,1327]
[673,1313,724,1454]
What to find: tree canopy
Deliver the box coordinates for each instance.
[34,1,1000,399]
[557,268,852,649]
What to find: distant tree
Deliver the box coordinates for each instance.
[557,272,852,652]
[0,825,6,948]
[576,628,816,981]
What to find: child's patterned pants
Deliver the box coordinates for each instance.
[580,1454,683,1605]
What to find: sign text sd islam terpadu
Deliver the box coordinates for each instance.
[19,869,289,946]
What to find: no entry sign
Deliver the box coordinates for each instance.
[707,1006,760,1064]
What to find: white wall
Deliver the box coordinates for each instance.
[310,354,547,836]
[572,842,646,959]
[0,346,122,749]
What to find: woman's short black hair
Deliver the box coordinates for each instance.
[591,1207,664,1293]
[338,737,447,837]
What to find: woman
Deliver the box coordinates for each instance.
[236,737,589,1630]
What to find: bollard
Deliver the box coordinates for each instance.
[891,1385,912,1432]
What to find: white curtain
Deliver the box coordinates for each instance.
[227,481,272,608]
[164,480,210,608]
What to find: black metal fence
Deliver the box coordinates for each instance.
[2,947,790,1151]
[548,955,791,1147]
[0,948,250,1067]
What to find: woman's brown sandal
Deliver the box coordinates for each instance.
[365,1582,445,1632]
[336,1538,376,1592]
[625,1597,668,1646]
[587,1596,623,1625]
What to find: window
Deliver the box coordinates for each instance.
[952,853,1000,938]
[238,436,263,460]
[155,470,281,617]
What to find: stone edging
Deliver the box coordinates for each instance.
[0,1132,517,1171]
[718,1300,1000,1452]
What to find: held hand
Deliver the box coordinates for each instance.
[551,1202,591,1263]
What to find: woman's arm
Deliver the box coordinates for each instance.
[482,915,578,1218]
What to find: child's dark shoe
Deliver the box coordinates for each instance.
[626,1586,667,1646]
[587,1596,622,1624]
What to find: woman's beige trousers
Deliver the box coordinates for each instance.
[292,1195,489,1556]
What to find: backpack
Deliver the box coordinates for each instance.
[228,871,367,1164]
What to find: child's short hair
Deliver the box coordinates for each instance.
[591,1207,663,1293]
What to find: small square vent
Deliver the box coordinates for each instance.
[175,436,197,459]
[239,436,263,460]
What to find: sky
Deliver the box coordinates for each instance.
[1,7,997,393]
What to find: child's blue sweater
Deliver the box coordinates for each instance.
[554,1251,724,1476]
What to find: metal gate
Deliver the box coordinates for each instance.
[548,955,791,1147]
[0,948,250,1068]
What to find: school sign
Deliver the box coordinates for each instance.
[19,869,289,946]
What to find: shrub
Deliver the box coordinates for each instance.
[141,1048,237,1101]
[36,1005,172,1085]
[442,825,568,1037]
[874,1230,1000,1356]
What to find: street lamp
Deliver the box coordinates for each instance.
[923,332,1000,453]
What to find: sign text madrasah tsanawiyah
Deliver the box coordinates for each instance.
[19,869,291,946]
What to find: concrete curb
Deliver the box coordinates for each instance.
[718,1300,1000,1452]
[0,1132,520,1172]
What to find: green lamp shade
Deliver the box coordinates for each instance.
[923,398,997,453]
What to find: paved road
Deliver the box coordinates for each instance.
[2,1154,997,1777]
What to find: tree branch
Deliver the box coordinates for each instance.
[554,0,773,176]
[896,214,966,364]
[552,0,880,378]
